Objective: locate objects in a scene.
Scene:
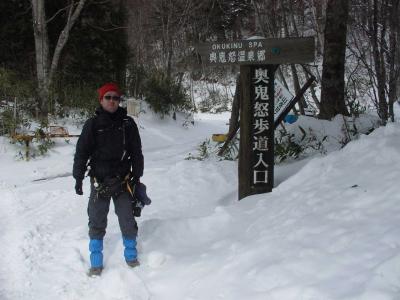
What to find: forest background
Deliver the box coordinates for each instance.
[0,0,399,135]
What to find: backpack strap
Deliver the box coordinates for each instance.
[120,118,131,162]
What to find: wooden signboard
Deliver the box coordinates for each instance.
[195,37,315,200]
[196,37,314,66]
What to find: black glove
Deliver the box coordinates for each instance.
[75,179,83,195]
[135,182,152,206]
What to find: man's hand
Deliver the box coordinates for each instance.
[75,180,83,195]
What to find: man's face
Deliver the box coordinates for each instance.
[100,91,120,113]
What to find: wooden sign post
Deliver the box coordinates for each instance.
[239,65,275,198]
[196,37,315,200]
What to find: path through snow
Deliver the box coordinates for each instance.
[1,114,400,299]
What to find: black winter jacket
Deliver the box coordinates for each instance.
[73,106,144,182]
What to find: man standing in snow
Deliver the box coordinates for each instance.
[73,83,144,276]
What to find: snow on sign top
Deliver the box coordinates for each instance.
[195,37,315,65]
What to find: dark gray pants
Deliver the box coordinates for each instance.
[87,181,138,240]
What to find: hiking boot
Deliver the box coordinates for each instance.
[88,267,103,277]
[126,259,140,268]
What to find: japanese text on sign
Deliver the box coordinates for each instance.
[208,41,270,65]
[252,68,272,185]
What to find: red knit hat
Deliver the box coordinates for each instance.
[97,82,122,101]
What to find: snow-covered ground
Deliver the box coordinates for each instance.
[1,109,400,300]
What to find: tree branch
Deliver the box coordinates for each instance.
[48,0,86,85]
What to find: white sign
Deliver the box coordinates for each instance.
[127,98,141,117]
[274,80,294,122]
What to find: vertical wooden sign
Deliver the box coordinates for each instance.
[195,37,315,200]
[239,65,275,200]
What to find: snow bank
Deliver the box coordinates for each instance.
[0,113,399,300]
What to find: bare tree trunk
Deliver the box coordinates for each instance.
[49,0,86,85]
[308,0,326,56]
[31,0,86,119]
[166,33,173,80]
[319,0,350,119]
[31,0,50,118]
[387,0,400,121]
[291,64,307,114]
[126,0,147,97]
[285,1,321,112]
[228,74,240,134]
[398,14,400,103]
[301,65,321,110]
[282,5,308,115]
[371,0,389,123]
